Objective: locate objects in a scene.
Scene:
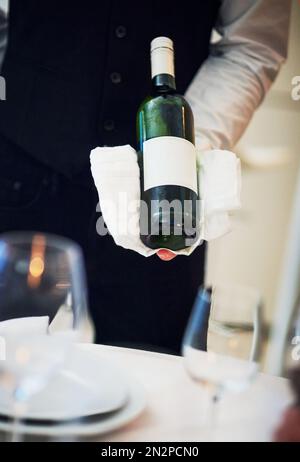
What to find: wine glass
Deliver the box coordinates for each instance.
[0,232,89,441]
[182,284,263,440]
[283,293,300,375]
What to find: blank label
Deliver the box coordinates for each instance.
[143,136,198,193]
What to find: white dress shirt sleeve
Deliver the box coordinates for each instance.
[185,0,292,151]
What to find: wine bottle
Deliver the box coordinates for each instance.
[137,37,199,251]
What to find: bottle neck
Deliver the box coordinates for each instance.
[152,74,176,93]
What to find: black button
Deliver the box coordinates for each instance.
[13,181,22,191]
[103,120,115,131]
[115,25,127,39]
[110,72,122,84]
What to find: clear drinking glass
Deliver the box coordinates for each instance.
[182,284,262,440]
[0,232,89,441]
[283,294,300,375]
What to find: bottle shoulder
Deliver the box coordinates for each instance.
[137,93,193,114]
[136,91,195,146]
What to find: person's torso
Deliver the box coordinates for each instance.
[0,0,221,177]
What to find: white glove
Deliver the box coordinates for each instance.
[90,145,241,257]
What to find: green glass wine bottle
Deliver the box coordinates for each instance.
[137,36,199,251]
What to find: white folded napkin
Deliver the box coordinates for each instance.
[0,316,49,337]
[198,149,241,241]
[198,149,241,214]
[0,316,49,361]
[90,145,241,257]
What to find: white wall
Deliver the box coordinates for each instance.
[206,1,300,327]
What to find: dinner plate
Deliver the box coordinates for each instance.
[0,345,146,439]
[0,345,129,421]
[0,377,146,438]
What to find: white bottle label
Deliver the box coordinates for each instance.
[143,136,198,194]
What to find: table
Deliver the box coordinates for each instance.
[82,344,293,442]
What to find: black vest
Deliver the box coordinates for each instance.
[0,0,221,178]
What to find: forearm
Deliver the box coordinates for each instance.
[185,0,291,150]
[185,54,266,150]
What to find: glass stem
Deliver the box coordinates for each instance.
[10,398,25,443]
[206,385,222,442]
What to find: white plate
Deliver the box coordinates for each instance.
[0,378,146,438]
[0,345,129,420]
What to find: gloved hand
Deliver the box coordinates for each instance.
[90,144,241,260]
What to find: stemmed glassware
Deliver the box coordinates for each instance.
[182,284,262,440]
[0,232,89,441]
[283,293,300,375]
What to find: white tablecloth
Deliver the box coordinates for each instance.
[83,344,292,442]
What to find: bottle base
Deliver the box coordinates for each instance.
[140,233,196,252]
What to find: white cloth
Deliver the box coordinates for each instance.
[90,145,241,257]
[0,316,49,360]
[0,316,49,337]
